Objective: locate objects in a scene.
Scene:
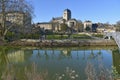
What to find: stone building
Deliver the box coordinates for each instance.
[63,9,71,21]
[0,11,32,33]
[36,22,53,30]
[83,20,92,31]
[0,11,31,26]
[36,9,78,32]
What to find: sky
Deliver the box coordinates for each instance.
[31,0,120,24]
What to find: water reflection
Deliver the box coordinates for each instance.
[0,46,119,80]
[112,49,120,74]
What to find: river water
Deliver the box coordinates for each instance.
[0,46,119,80]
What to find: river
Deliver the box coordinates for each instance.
[0,46,119,80]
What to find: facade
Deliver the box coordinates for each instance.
[67,19,77,32]
[83,20,92,31]
[52,17,63,23]
[36,22,53,30]
[92,24,98,32]
[0,12,31,27]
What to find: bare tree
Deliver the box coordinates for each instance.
[0,0,33,41]
[76,20,83,32]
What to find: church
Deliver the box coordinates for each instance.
[35,9,78,32]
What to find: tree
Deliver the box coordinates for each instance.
[60,23,68,32]
[0,0,33,41]
[76,20,83,32]
[116,20,120,31]
[85,26,91,31]
[103,22,110,29]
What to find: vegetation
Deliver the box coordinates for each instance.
[112,66,120,79]
[46,34,68,40]
[1,63,47,80]
[76,20,83,32]
[5,32,40,42]
[0,0,33,41]
[92,33,103,38]
[72,34,92,39]
[60,23,68,32]
[85,26,91,32]
[1,62,119,80]
[45,33,92,40]
[116,20,120,31]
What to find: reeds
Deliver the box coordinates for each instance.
[1,62,119,80]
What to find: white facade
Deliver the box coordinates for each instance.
[84,21,92,30]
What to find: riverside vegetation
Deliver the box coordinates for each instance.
[4,32,117,47]
[1,62,120,80]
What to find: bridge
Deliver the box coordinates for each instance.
[104,32,120,49]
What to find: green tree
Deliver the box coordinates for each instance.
[59,23,68,39]
[85,26,91,31]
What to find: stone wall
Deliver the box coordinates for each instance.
[9,39,117,47]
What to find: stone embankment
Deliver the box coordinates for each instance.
[9,39,117,47]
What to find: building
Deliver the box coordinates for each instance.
[97,24,116,33]
[83,20,92,31]
[36,22,53,30]
[92,23,98,32]
[63,9,71,21]
[0,11,31,27]
[0,11,32,33]
[36,9,77,32]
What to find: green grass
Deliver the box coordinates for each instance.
[46,35,68,40]
[46,34,92,40]
[71,34,92,39]
[92,34,103,38]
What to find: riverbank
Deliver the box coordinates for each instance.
[8,39,117,47]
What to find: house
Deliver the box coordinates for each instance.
[83,20,92,31]
[0,11,32,33]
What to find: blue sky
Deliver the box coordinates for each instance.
[31,0,120,24]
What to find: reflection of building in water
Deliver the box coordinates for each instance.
[62,50,68,55]
[112,49,120,74]
[7,50,25,63]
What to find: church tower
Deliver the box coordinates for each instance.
[63,9,71,21]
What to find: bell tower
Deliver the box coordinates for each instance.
[63,9,71,21]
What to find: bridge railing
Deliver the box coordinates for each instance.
[104,32,120,49]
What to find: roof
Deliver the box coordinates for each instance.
[84,20,92,22]
[52,17,63,20]
[37,22,52,24]
[69,18,77,21]
[64,9,71,12]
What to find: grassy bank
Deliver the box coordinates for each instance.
[46,33,92,40]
